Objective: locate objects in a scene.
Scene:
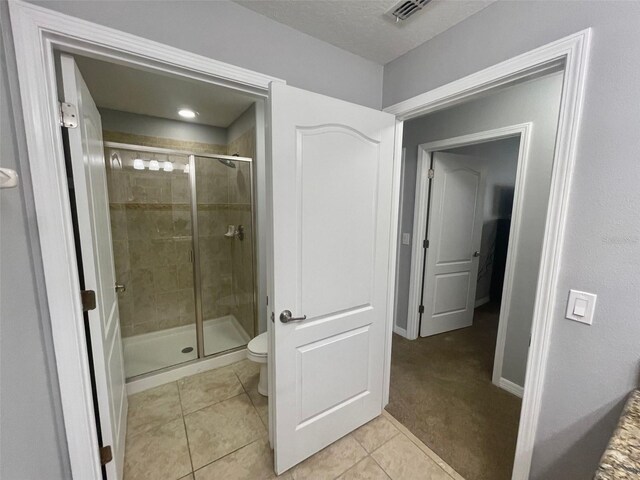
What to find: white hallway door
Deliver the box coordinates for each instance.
[60,54,127,479]
[420,152,486,337]
[269,83,396,473]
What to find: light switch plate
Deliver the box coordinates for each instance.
[566,289,597,325]
[402,233,411,245]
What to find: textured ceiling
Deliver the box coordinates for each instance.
[74,56,255,128]
[235,0,495,64]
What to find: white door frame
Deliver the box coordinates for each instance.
[384,29,591,479]
[8,2,284,478]
[406,124,531,382]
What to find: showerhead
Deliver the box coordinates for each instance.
[218,158,236,169]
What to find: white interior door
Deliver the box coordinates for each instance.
[60,54,127,479]
[269,82,396,473]
[420,151,486,337]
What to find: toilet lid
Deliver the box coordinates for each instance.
[248,332,268,356]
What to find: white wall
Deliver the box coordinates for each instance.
[444,138,519,303]
[385,2,640,478]
[30,0,383,109]
[396,72,563,390]
[0,3,71,477]
[99,108,228,145]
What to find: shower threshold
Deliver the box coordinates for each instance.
[122,315,250,379]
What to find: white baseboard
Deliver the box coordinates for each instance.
[393,324,408,338]
[126,348,248,395]
[475,296,491,308]
[497,377,524,398]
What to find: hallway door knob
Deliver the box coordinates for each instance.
[473,251,480,257]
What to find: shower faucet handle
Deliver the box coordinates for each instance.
[279,310,307,323]
[115,283,126,293]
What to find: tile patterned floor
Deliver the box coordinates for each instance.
[124,360,464,480]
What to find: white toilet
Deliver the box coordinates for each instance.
[247,332,268,396]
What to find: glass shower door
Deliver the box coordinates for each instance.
[105,146,197,378]
[192,155,256,356]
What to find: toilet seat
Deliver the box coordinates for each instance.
[247,332,267,363]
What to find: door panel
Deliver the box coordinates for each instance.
[420,152,486,338]
[299,125,378,316]
[437,169,481,264]
[60,54,127,480]
[269,83,396,474]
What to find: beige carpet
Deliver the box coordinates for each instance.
[386,303,522,480]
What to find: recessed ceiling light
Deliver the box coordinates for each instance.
[178,108,197,119]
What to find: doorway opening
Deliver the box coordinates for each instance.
[56,51,269,479]
[389,68,566,480]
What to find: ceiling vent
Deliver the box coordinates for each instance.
[386,0,432,24]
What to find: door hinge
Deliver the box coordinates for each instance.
[59,102,79,129]
[271,312,275,323]
[423,239,429,249]
[99,445,113,465]
[266,296,269,306]
[418,305,425,314]
[427,168,434,179]
[81,290,96,312]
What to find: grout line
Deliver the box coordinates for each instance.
[232,363,268,431]
[365,455,392,480]
[349,414,400,455]
[125,381,182,441]
[382,410,464,480]
[192,438,265,475]
[177,380,196,475]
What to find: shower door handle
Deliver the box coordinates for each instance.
[279,310,307,323]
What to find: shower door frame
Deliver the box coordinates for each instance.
[104,141,258,365]
[189,152,258,358]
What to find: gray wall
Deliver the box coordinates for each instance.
[227,104,256,145]
[30,0,383,109]
[385,2,640,478]
[444,138,519,303]
[396,72,563,390]
[0,2,71,478]
[99,108,229,145]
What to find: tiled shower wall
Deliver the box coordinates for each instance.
[106,148,198,338]
[226,128,256,337]
[106,129,256,339]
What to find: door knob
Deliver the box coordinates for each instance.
[473,251,480,257]
[115,283,126,293]
[279,310,307,323]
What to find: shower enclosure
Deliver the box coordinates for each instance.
[105,143,256,379]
